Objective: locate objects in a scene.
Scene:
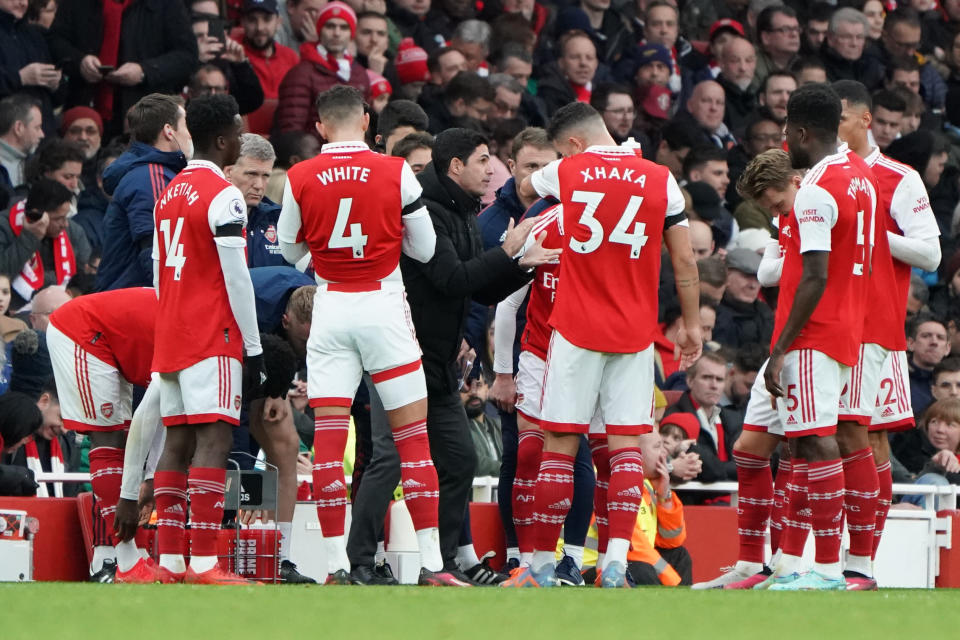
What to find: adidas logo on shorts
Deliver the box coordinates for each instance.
[402,478,425,489]
[549,498,572,510]
[322,480,346,493]
[617,485,644,499]
[881,407,894,418]
[786,415,798,425]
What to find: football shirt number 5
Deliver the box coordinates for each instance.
[569,190,648,258]
[159,217,186,280]
[330,197,369,258]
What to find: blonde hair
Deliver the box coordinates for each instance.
[286,286,316,323]
[922,398,960,451]
[736,148,797,201]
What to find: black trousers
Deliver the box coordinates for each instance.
[347,383,478,567]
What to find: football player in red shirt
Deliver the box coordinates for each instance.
[151,94,266,585]
[737,84,877,590]
[46,287,160,583]
[503,102,702,588]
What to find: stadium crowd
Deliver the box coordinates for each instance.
[0,0,959,589]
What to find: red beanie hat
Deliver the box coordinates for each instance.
[395,38,430,85]
[660,412,700,441]
[369,74,392,99]
[316,1,357,38]
[60,106,104,136]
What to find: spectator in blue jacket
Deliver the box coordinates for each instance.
[226,133,287,269]
[95,94,190,291]
[73,142,124,255]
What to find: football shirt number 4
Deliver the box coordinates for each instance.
[570,190,648,258]
[330,197,368,258]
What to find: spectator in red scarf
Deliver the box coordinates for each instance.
[237,0,299,135]
[274,1,371,137]
[48,0,199,136]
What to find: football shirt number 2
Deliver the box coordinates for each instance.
[569,190,649,258]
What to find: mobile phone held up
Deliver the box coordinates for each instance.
[97,65,114,74]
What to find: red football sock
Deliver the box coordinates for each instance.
[733,449,773,564]
[513,430,544,554]
[392,418,439,531]
[154,470,188,556]
[606,447,645,543]
[770,457,791,554]
[187,467,226,557]
[779,459,810,558]
[842,447,879,558]
[89,446,124,545]
[873,460,892,560]
[590,438,610,554]
[807,459,844,565]
[312,414,350,538]
[531,451,575,553]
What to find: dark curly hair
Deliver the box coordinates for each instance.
[260,333,298,399]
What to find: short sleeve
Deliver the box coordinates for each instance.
[665,172,685,217]
[399,160,424,209]
[793,184,838,253]
[208,184,247,233]
[277,177,302,244]
[890,169,940,240]
[530,159,562,200]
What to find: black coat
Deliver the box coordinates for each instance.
[400,163,532,395]
[48,0,198,127]
[713,292,774,351]
[663,391,741,485]
[0,9,64,137]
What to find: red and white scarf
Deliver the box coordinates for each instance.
[25,436,65,498]
[300,42,353,82]
[8,200,76,301]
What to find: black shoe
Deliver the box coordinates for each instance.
[350,564,399,585]
[89,559,116,583]
[462,552,509,585]
[502,557,520,573]
[374,561,399,585]
[441,564,479,586]
[279,560,316,584]
[324,569,354,585]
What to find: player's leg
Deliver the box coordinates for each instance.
[512,351,547,568]
[589,436,610,569]
[558,435,595,584]
[248,396,315,583]
[869,430,893,560]
[770,447,792,556]
[154,370,193,582]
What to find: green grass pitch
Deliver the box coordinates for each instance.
[3,584,960,640]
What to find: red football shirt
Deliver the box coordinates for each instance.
[278,141,421,285]
[520,205,563,360]
[772,148,877,366]
[531,146,686,353]
[49,287,157,387]
[152,160,247,373]
[865,148,940,345]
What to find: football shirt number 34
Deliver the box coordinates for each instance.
[570,190,648,258]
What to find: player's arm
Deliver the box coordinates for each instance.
[212,187,263,358]
[519,159,561,203]
[151,223,160,297]
[277,177,310,268]
[765,185,835,397]
[493,284,529,375]
[757,238,784,287]
[887,170,941,272]
[116,377,163,541]
[663,172,701,367]
[400,161,437,263]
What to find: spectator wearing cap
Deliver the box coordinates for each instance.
[641,1,707,96]
[368,74,392,113]
[239,0,300,136]
[59,106,102,187]
[821,7,885,89]
[274,1,371,138]
[537,30,599,116]
[48,0,198,135]
[663,352,741,494]
[671,80,736,150]
[753,5,801,86]
[628,42,672,92]
[678,0,748,42]
[393,38,430,101]
[564,0,632,66]
[715,36,759,135]
[697,18,746,82]
[712,248,773,351]
[0,0,64,139]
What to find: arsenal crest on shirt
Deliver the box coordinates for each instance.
[265,224,277,244]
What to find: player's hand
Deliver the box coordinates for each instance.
[501,216,537,257]
[114,498,140,542]
[765,350,786,404]
[106,62,144,87]
[262,395,289,425]
[79,55,103,83]
[138,478,154,526]
[518,232,562,268]
[674,323,702,371]
[23,211,49,240]
[933,449,960,474]
[489,373,517,413]
[244,353,266,399]
[670,452,701,481]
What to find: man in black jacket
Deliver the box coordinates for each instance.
[400,127,556,571]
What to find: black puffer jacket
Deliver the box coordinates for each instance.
[400,162,532,395]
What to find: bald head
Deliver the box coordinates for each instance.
[30,286,72,331]
[688,219,715,259]
[687,81,725,132]
[719,37,757,90]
